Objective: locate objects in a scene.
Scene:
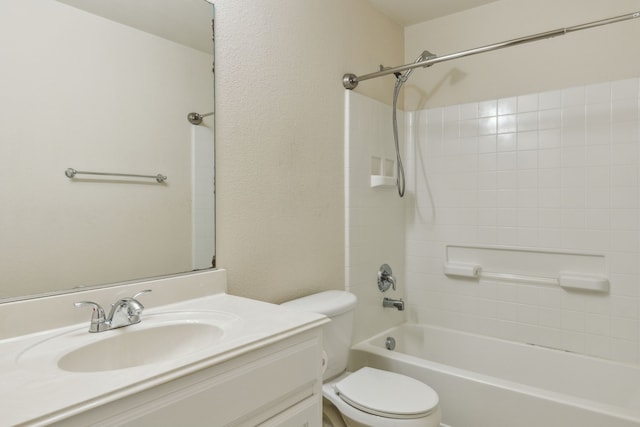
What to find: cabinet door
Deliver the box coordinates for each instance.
[257,395,321,427]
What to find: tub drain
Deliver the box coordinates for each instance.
[385,336,396,350]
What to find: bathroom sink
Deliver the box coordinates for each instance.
[58,322,224,372]
[17,310,237,372]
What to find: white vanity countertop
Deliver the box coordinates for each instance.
[0,289,326,426]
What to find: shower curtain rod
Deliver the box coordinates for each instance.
[343,11,640,90]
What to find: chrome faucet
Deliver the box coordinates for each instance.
[383,297,405,311]
[378,264,396,292]
[75,290,151,333]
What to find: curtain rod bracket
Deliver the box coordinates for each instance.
[343,73,358,90]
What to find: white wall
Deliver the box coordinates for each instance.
[214,0,404,303]
[400,0,640,363]
[0,0,212,296]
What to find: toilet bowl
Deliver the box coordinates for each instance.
[281,291,442,427]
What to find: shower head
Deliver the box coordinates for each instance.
[418,50,437,67]
[396,50,437,83]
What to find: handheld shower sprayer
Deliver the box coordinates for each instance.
[396,50,437,82]
[420,50,437,65]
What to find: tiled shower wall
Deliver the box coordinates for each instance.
[406,77,640,363]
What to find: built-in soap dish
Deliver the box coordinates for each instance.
[370,175,396,188]
[370,156,395,188]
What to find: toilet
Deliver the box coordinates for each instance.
[281,291,441,427]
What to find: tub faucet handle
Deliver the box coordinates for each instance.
[378,264,396,292]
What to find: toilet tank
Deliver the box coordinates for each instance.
[281,291,357,380]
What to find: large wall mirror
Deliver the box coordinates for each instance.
[0,0,215,301]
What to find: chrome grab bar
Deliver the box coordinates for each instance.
[65,168,167,183]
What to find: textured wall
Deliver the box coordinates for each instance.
[214,0,403,302]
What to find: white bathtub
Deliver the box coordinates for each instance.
[349,324,640,427]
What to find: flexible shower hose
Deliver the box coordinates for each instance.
[392,76,406,198]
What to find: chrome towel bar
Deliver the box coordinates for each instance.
[65,168,167,183]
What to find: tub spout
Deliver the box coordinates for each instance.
[383,297,405,311]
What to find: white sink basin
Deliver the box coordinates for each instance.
[58,322,224,372]
[18,310,238,372]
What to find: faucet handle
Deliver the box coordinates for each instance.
[132,289,152,300]
[378,264,396,292]
[116,289,151,325]
[74,301,108,332]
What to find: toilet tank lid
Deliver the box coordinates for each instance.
[281,290,357,317]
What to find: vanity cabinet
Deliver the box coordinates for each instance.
[50,329,323,427]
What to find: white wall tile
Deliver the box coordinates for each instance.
[539,90,562,110]
[586,122,611,146]
[562,310,585,332]
[479,100,497,117]
[498,115,516,134]
[611,338,637,363]
[517,131,538,150]
[517,93,538,113]
[586,82,611,104]
[612,121,639,145]
[498,97,517,115]
[612,99,639,123]
[539,129,561,149]
[539,109,562,130]
[479,117,497,135]
[497,152,517,170]
[496,171,517,190]
[586,102,610,125]
[563,105,586,131]
[518,169,538,187]
[539,307,562,328]
[497,133,516,152]
[478,135,497,153]
[585,144,610,165]
[563,86,585,107]
[611,78,639,100]
[517,151,538,169]
[460,102,479,120]
[611,165,639,187]
[538,189,562,208]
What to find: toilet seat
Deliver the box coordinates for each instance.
[334,367,439,419]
